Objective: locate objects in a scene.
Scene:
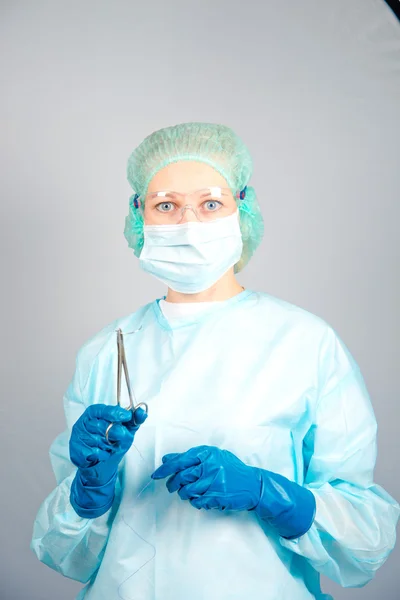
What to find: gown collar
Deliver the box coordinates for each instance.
[152,288,254,331]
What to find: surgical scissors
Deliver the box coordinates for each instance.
[105,327,148,444]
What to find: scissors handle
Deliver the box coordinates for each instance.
[132,402,149,425]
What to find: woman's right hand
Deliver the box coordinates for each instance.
[69,404,148,487]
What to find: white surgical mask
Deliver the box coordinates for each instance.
[139,210,243,294]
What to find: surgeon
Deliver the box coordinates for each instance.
[31,122,399,600]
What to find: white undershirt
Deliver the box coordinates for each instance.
[159,299,224,323]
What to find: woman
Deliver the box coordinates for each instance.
[31,122,399,600]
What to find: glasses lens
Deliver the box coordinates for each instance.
[144,188,235,224]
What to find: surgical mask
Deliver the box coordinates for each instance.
[139,210,243,294]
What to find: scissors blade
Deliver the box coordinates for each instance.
[118,328,138,410]
[116,329,123,406]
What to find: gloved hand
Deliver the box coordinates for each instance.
[69,404,147,518]
[151,445,316,540]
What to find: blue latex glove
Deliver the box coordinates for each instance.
[69,404,147,518]
[151,445,316,540]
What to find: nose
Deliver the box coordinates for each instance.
[178,206,201,223]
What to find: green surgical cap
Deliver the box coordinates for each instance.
[124,121,264,272]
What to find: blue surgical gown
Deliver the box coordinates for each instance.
[31,289,399,600]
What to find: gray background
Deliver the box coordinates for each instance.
[1,1,399,598]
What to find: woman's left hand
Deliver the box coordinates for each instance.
[151,445,261,511]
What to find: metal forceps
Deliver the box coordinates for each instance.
[105,327,148,444]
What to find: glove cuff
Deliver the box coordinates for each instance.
[78,464,119,487]
[253,468,316,540]
[70,470,118,519]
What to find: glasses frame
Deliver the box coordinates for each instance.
[131,185,248,211]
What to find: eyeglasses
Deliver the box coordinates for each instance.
[130,186,247,224]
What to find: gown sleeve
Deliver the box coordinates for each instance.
[30,348,122,584]
[280,326,400,587]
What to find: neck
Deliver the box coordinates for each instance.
[165,269,244,303]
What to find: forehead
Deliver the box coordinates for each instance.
[146,160,230,193]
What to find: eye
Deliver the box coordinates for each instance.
[203,200,222,212]
[156,202,175,213]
